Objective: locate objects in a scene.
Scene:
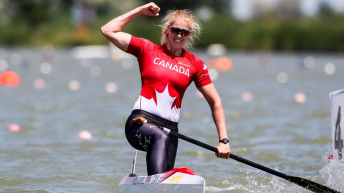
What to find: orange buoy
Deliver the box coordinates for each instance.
[214,56,233,71]
[0,70,20,87]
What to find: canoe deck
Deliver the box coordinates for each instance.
[118,167,205,193]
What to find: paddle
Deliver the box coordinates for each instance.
[160,127,340,193]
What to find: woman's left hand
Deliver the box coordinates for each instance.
[216,142,230,159]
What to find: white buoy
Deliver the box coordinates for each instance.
[78,130,93,140]
[68,80,81,91]
[294,92,306,104]
[40,63,52,74]
[324,63,335,75]
[206,44,226,57]
[34,78,45,89]
[277,72,288,83]
[105,82,118,94]
[241,91,253,102]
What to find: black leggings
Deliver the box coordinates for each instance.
[125,110,178,176]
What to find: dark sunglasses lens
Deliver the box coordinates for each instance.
[170,27,181,35]
[181,30,190,36]
[170,27,191,37]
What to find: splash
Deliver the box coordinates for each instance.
[319,160,344,191]
[205,167,324,193]
[205,184,246,192]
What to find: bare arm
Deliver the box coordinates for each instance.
[198,83,230,159]
[100,2,160,52]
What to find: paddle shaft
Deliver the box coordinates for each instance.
[161,127,340,193]
[163,128,287,178]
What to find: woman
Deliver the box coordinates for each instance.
[101,2,230,176]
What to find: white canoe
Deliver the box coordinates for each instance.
[118,167,205,193]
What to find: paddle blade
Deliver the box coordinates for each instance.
[287,176,340,193]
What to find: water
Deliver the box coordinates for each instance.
[0,48,343,192]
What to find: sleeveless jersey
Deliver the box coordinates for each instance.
[126,36,212,122]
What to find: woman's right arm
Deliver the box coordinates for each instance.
[100,2,160,52]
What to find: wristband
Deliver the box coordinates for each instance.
[219,138,229,144]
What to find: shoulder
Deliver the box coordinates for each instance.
[131,36,156,47]
[184,51,204,70]
[130,36,159,55]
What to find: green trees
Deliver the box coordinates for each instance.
[0,0,343,51]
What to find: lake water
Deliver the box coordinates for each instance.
[0,47,343,192]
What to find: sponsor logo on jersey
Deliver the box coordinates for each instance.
[178,61,191,67]
[203,64,207,70]
[153,58,190,77]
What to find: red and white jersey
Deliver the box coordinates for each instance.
[127,36,212,122]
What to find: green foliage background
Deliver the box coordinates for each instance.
[0,0,343,51]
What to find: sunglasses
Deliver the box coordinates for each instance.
[169,26,192,37]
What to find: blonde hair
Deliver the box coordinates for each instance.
[160,10,201,50]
